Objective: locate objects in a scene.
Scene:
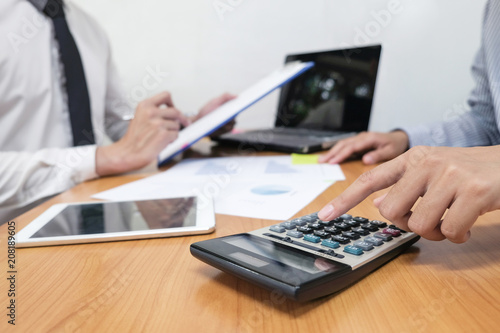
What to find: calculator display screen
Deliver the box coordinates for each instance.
[224,236,323,274]
[220,235,350,284]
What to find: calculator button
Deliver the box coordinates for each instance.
[374,232,393,242]
[331,235,350,244]
[281,238,322,252]
[331,217,344,223]
[345,219,360,227]
[286,230,304,238]
[308,223,323,230]
[289,218,307,226]
[269,225,286,233]
[353,216,369,223]
[342,231,361,240]
[344,245,364,256]
[364,236,384,246]
[279,222,296,230]
[302,215,318,223]
[360,223,379,232]
[313,230,330,239]
[354,241,374,251]
[321,239,340,249]
[297,226,313,234]
[324,227,341,235]
[304,234,321,243]
[382,228,401,237]
[389,225,407,233]
[370,220,388,228]
[333,222,351,231]
[352,227,370,236]
[318,220,333,227]
[309,212,319,219]
[339,214,353,221]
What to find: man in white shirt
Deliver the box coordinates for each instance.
[0,0,233,223]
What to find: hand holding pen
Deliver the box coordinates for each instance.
[96,91,189,176]
[122,92,236,132]
[96,91,236,177]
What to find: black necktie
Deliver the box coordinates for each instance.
[40,0,95,146]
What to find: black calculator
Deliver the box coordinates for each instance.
[190,212,419,302]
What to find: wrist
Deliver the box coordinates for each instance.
[96,142,130,176]
[390,130,410,151]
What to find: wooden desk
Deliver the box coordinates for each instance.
[2,150,500,332]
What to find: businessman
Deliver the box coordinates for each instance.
[0,0,233,223]
[318,0,500,243]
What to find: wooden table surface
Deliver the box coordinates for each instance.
[1,146,500,332]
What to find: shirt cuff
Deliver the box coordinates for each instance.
[72,145,99,183]
[399,125,433,148]
[46,145,99,184]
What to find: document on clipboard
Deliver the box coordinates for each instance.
[158,61,314,165]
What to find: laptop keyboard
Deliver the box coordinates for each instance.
[252,128,349,138]
[216,127,356,153]
[235,129,353,147]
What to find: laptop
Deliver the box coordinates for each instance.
[215,45,382,153]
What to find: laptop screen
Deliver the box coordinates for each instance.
[275,45,381,132]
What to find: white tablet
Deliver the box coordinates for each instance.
[15,196,215,248]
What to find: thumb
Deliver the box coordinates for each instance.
[373,193,387,208]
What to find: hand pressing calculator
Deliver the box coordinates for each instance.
[190,212,419,302]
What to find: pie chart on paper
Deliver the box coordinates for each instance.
[250,185,292,196]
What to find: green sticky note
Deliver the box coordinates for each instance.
[291,153,319,165]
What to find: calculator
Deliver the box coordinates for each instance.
[190,212,419,302]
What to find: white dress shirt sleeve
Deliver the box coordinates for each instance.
[0,146,98,223]
[103,50,131,142]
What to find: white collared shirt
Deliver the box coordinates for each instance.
[0,0,131,222]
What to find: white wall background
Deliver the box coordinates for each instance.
[72,0,487,131]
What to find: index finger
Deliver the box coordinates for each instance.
[318,133,376,164]
[318,155,407,221]
[148,91,175,108]
[158,107,190,127]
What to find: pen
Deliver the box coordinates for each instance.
[121,114,189,129]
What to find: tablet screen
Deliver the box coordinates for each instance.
[31,197,197,238]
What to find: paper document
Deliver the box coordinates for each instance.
[156,155,344,182]
[212,180,333,220]
[94,156,344,221]
[158,61,314,165]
